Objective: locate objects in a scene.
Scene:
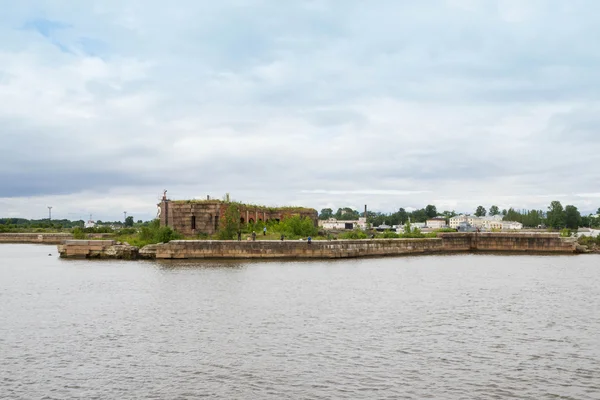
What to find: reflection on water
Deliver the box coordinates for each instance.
[1,244,600,399]
[155,259,249,270]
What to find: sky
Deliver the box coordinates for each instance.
[1,0,600,221]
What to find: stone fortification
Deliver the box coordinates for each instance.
[159,198,318,237]
[57,233,578,260]
[150,232,576,259]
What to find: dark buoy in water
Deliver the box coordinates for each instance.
[48,253,52,256]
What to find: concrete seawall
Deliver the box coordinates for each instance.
[151,233,576,259]
[0,233,73,244]
[57,233,578,260]
[0,233,114,245]
[57,240,138,259]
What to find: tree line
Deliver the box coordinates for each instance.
[319,203,600,229]
[0,216,146,232]
[319,205,452,226]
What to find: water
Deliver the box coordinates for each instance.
[1,244,600,399]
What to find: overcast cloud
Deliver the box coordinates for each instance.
[1,0,600,221]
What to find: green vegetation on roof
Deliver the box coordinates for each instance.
[169,199,315,212]
[171,199,222,204]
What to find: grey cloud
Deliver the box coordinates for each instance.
[2,0,600,218]
[0,169,149,198]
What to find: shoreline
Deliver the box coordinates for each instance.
[54,233,583,260]
[0,232,112,244]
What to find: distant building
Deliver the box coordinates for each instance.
[457,221,477,232]
[576,228,600,238]
[426,217,448,229]
[396,222,426,233]
[320,217,368,230]
[375,223,392,231]
[84,219,96,229]
[501,221,523,230]
[450,214,522,230]
[449,215,468,229]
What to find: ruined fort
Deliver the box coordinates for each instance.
[158,193,318,236]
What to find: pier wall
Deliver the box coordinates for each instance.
[455,232,576,252]
[154,238,446,259]
[0,233,112,244]
[152,233,574,259]
[56,233,578,260]
[0,233,73,244]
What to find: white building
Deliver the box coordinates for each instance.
[449,215,467,229]
[576,229,600,238]
[319,217,368,230]
[501,221,523,230]
[84,219,96,229]
[426,217,448,229]
[450,214,522,230]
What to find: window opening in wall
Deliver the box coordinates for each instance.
[249,218,255,224]
[191,216,196,230]
[240,217,245,224]
[214,215,219,231]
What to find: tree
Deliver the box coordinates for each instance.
[546,201,566,229]
[319,208,333,220]
[218,204,241,240]
[397,208,408,225]
[124,216,134,227]
[335,207,359,220]
[475,206,486,217]
[410,208,428,223]
[581,215,590,228]
[425,205,437,219]
[441,210,457,218]
[279,216,318,237]
[564,205,581,230]
[502,209,507,216]
[597,207,600,216]
[489,205,500,216]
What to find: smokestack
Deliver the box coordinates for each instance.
[364,205,367,218]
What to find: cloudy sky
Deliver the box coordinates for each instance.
[1,0,599,221]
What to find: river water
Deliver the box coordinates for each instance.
[1,244,600,399]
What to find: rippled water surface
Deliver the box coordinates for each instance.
[1,244,600,399]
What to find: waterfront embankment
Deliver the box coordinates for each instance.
[1,233,73,244]
[0,232,114,244]
[57,233,580,260]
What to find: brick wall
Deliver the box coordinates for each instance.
[159,200,318,236]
